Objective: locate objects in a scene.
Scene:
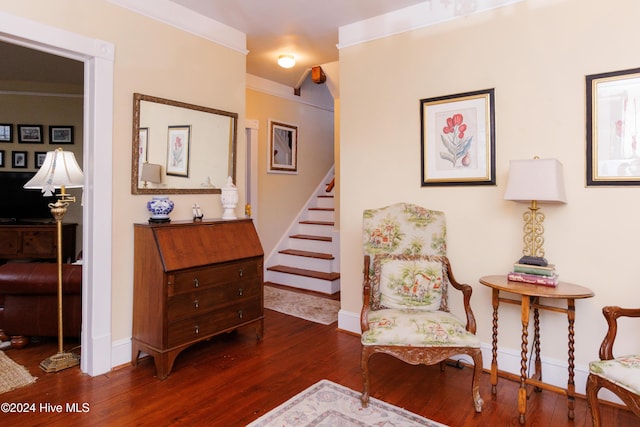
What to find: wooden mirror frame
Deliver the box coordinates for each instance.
[131,93,238,195]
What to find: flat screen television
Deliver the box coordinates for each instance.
[0,172,56,221]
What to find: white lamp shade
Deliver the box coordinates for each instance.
[140,162,162,183]
[24,148,84,196]
[504,158,567,203]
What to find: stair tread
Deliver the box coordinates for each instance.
[267,265,340,281]
[279,249,334,260]
[290,234,332,242]
[299,220,334,226]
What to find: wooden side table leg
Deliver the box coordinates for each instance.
[518,296,531,425]
[491,288,499,395]
[533,301,542,391]
[567,298,577,420]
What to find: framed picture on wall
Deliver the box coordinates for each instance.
[166,125,190,177]
[420,88,496,186]
[586,67,640,186]
[12,150,27,168]
[268,119,298,174]
[49,125,74,144]
[17,125,43,143]
[0,150,5,167]
[35,151,47,168]
[0,124,12,142]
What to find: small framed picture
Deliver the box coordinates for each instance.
[0,124,12,142]
[12,150,28,168]
[268,119,298,174]
[17,124,43,144]
[0,150,5,167]
[49,125,74,144]
[35,151,47,168]
[166,125,191,177]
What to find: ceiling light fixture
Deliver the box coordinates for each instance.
[277,54,295,69]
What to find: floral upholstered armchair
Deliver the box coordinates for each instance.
[586,306,640,426]
[360,203,483,413]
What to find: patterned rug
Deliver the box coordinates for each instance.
[246,379,446,426]
[263,285,339,325]
[0,350,37,395]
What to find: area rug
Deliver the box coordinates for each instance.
[247,379,446,426]
[0,351,37,395]
[263,285,340,325]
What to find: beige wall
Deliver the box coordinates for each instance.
[340,0,640,374]
[0,0,247,343]
[246,87,334,256]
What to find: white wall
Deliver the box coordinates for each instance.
[339,0,640,397]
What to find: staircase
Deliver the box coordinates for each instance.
[265,170,340,294]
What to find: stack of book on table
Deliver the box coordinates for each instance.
[507,262,558,287]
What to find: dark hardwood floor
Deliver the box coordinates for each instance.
[1,308,635,426]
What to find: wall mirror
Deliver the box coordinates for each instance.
[131,93,237,194]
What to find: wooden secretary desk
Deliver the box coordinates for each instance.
[132,219,264,379]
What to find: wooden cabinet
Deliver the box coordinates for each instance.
[0,222,77,262]
[132,219,264,379]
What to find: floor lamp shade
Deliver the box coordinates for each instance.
[24,148,84,196]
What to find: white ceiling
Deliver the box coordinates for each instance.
[168,0,427,87]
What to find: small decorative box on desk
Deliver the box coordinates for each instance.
[131,218,264,379]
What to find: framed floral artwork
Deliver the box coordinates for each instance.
[166,125,190,177]
[586,67,640,186]
[420,89,495,186]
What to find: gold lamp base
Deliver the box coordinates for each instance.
[40,351,80,373]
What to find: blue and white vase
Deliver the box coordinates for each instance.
[147,196,174,222]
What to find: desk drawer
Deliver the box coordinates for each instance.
[167,279,261,321]
[167,298,262,347]
[170,259,261,295]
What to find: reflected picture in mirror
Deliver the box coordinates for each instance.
[131,93,238,195]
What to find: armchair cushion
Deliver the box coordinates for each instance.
[362,308,480,347]
[589,355,640,395]
[374,254,445,311]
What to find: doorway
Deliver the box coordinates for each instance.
[0,11,115,375]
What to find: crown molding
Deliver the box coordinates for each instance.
[338,0,524,49]
[106,0,247,54]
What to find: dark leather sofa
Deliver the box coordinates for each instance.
[0,262,82,348]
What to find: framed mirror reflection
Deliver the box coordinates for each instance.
[131,93,238,195]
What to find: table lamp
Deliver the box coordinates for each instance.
[140,162,161,188]
[504,157,567,266]
[24,147,83,372]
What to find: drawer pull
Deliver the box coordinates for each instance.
[193,278,199,288]
[238,288,244,296]
[238,268,244,277]
[194,325,199,334]
[194,298,199,309]
[238,310,243,319]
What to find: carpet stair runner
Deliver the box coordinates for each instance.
[265,173,340,294]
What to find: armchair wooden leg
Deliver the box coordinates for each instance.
[361,346,372,408]
[471,350,484,413]
[586,374,602,427]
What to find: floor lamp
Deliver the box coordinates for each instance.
[24,147,84,372]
